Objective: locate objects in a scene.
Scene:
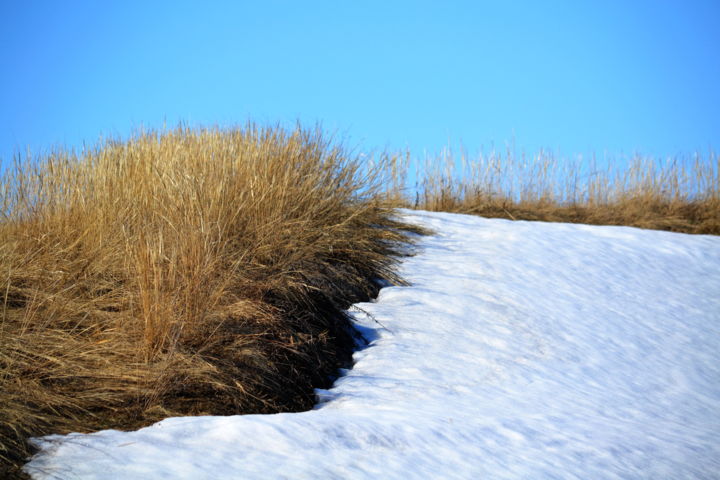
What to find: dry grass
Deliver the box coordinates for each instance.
[0,124,420,476]
[386,148,720,234]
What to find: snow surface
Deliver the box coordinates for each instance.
[25,210,720,479]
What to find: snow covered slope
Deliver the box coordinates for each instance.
[25,211,720,479]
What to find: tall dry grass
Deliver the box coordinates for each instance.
[0,124,418,475]
[386,148,719,234]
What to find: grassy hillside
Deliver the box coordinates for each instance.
[0,125,420,476]
[2,125,718,477]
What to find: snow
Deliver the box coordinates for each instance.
[25,210,720,479]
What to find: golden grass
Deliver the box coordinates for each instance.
[0,124,419,476]
[386,148,720,234]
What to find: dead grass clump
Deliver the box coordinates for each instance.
[0,124,418,475]
[387,148,719,234]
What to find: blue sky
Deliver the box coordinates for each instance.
[1,0,719,167]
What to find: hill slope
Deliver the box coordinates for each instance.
[25,210,720,479]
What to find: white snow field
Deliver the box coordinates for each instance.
[25,210,720,479]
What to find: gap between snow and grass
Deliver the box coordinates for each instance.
[25,210,720,479]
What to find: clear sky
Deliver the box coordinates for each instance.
[1,0,719,167]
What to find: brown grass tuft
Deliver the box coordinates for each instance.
[0,124,419,475]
